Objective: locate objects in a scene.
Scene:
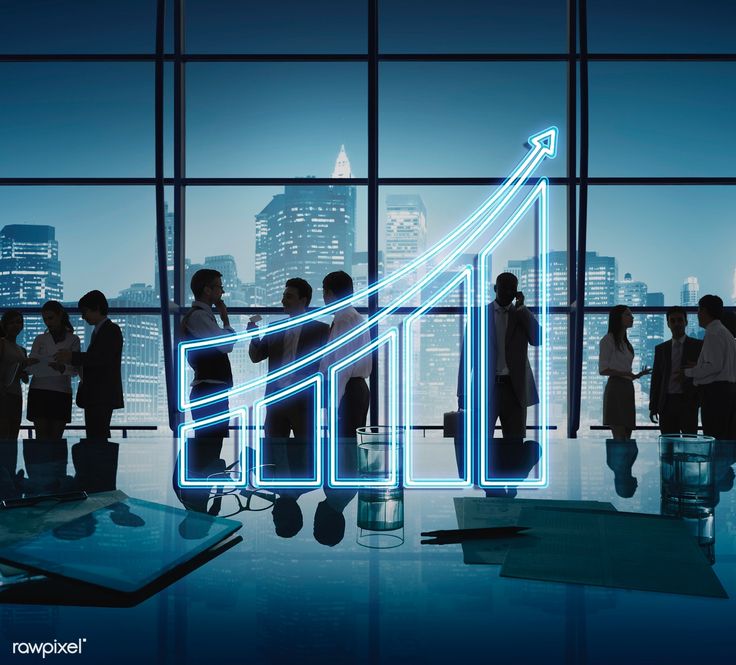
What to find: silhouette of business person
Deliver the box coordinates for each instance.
[0,310,37,444]
[27,301,80,442]
[684,295,736,440]
[459,272,541,438]
[455,272,541,482]
[649,306,702,435]
[599,305,651,442]
[181,269,235,459]
[248,278,329,480]
[56,290,123,442]
[319,271,372,445]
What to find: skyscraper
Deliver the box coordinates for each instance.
[617,271,648,365]
[203,255,248,306]
[0,224,64,348]
[384,195,427,304]
[111,284,163,424]
[0,225,63,307]
[681,276,700,339]
[255,148,357,306]
[352,250,384,294]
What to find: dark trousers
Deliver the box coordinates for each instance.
[659,393,699,436]
[0,393,22,442]
[701,382,736,440]
[453,378,528,481]
[188,384,231,476]
[338,378,370,439]
[84,406,114,442]
[263,393,316,480]
[489,379,527,440]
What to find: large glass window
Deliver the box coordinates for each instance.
[0,64,155,177]
[4,1,732,436]
[379,63,566,178]
[588,63,736,177]
[185,63,368,178]
[379,0,567,54]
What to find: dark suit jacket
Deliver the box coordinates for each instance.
[649,336,703,414]
[249,319,330,396]
[458,303,542,408]
[72,319,124,410]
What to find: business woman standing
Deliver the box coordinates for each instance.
[27,301,80,441]
[599,305,651,441]
[0,310,31,442]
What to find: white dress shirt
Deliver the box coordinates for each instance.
[319,306,372,404]
[599,333,634,375]
[184,300,235,385]
[29,331,81,394]
[684,319,736,385]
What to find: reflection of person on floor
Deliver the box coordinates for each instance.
[248,278,329,481]
[605,440,639,498]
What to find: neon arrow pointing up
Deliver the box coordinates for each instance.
[178,126,559,412]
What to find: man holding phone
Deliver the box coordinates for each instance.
[457,272,541,475]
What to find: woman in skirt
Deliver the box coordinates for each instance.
[27,301,81,441]
[599,305,651,441]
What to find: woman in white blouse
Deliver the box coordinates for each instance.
[27,301,81,441]
[599,305,651,441]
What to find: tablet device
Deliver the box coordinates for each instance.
[0,496,241,593]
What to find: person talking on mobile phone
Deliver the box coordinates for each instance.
[456,272,542,480]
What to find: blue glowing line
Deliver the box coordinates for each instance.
[177,128,558,412]
[177,408,248,488]
[177,128,558,489]
[403,268,474,487]
[478,179,549,488]
[251,374,323,489]
[328,329,398,488]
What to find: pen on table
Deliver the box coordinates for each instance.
[0,491,88,509]
[420,525,529,544]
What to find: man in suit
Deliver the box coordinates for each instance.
[248,278,329,479]
[319,271,372,444]
[649,306,703,435]
[456,272,541,480]
[181,269,235,469]
[684,295,736,440]
[55,290,123,442]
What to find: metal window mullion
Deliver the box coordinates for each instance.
[168,0,186,430]
[155,0,177,433]
[566,0,578,437]
[572,0,591,439]
[367,0,380,426]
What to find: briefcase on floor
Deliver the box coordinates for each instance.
[443,410,464,439]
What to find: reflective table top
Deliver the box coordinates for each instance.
[0,435,735,665]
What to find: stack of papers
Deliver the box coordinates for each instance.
[453,497,727,598]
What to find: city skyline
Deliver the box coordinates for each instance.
[2,178,727,429]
